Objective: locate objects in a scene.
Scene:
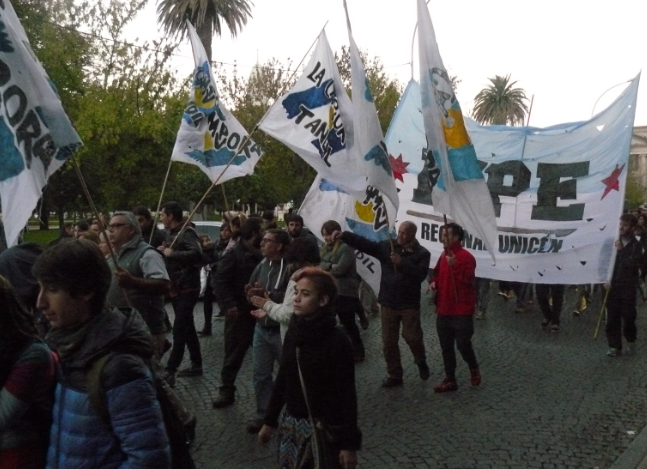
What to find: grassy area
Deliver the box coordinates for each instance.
[24,229,58,248]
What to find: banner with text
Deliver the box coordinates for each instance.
[299,175,383,294]
[0,0,82,247]
[387,76,640,284]
[171,21,261,185]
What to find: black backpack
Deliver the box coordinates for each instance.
[87,353,196,469]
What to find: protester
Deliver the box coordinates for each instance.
[0,275,56,469]
[474,277,490,320]
[262,210,278,230]
[429,222,481,393]
[49,223,73,246]
[251,236,322,341]
[106,211,171,360]
[158,202,203,385]
[212,218,264,408]
[244,228,291,434]
[606,213,643,356]
[332,221,431,388]
[35,239,170,468]
[258,268,361,469]
[320,220,366,362]
[73,220,89,238]
[199,222,232,335]
[132,205,167,248]
[536,284,565,332]
[285,213,318,246]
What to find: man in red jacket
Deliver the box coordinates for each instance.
[429,222,481,393]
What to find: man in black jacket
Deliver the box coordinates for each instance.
[606,213,643,357]
[212,218,264,408]
[332,221,431,388]
[158,202,203,385]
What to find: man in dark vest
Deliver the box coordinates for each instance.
[106,211,170,360]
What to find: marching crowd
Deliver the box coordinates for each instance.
[0,201,643,469]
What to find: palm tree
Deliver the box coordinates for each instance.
[472,75,529,126]
[156,0,254,62]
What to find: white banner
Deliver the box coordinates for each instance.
[299,175,383,295]
[0,0,82,247]
[387,76,640,284]
[171,21,261,185]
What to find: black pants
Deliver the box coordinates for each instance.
[167,290,202,371]
[202,281,215,332]
[436,315,478,380]
[535,284,564,325]
[334,296,365,357]
[606,290,637,350]
[220,305,256,392]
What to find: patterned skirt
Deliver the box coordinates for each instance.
[277,412,314,469]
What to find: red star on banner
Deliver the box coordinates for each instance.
[389,154,410,182]
[600,163,625,200]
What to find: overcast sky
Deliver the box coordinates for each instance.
[127,0,647,128]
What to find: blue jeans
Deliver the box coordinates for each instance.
[252,325,282,420]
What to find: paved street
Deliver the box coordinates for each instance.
[167,285,647,468]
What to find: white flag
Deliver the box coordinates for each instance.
[299,175,383,294]
[0,0,82,247]
[171,21,261,185]
[417,0,497,261]
[343,0,399,228]
[260,31,369,197]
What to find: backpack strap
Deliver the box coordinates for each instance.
[87,352,115,427]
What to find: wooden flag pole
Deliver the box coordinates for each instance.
[221,184,230,214]
[442,214,458,302]
[70,155,131,305]
[150,155,173,244]
[594,288,610,339]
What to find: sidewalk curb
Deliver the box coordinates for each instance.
[609,425,647,469]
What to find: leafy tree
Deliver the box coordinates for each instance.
[472,74,529,126]
[335,46,402,134]
[156,0,253,61]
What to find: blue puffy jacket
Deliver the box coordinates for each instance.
[46,308,171,469]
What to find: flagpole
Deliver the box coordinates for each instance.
[150,156,173,244]
[70,155,132,305]
[410,0,432,80]
[221,184,230,213]
[442,214,458,302]
[166,23,328,250]
[511,94,534,228]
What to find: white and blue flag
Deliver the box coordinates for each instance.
[172,21,261,185]
[417,0,498,261]
[342,0,399,229]
[0,0,82,247]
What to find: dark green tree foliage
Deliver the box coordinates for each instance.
[16,0,186,216]
[156,0,253,62]
[472,74,529,126]
[214,59,315,210]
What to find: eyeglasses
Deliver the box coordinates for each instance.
[260,238,277,244]
[108,223,128,230]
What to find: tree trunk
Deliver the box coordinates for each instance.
[196,20,213,63]
[38,198,50,230]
